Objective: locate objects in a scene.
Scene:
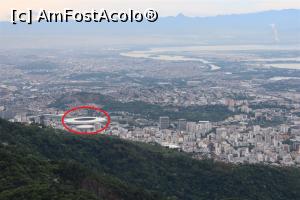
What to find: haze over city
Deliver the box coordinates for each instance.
[1,0,300,20]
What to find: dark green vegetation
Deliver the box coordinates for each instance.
[50,92,233,122]
[1,120,300,200]
[0,120,163,200]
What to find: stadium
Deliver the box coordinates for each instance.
[64,117,107,132]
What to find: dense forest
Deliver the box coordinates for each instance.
[1,119,300,200]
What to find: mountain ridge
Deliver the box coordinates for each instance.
[1,9,299,47]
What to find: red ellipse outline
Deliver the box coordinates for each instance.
[61,105,111,135]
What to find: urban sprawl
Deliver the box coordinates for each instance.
[1,46,300,166]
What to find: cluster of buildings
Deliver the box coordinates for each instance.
[107,115,300,166]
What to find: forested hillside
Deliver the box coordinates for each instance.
[1,119,300,200]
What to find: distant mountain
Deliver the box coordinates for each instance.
[0,9,299,48]
[1,119,300,200]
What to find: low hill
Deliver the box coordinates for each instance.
[49,92,234,122]
[1,119,300,200]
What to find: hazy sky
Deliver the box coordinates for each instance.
[1,0,300,20]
